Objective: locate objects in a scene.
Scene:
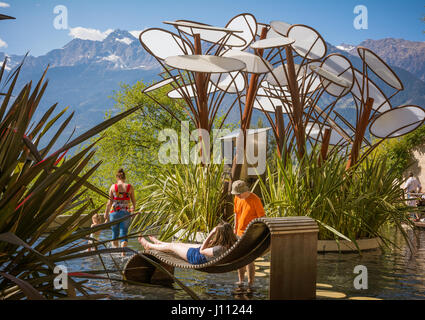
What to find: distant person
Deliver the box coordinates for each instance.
[232,180,265,290]
[104,168,136,256]
[404,172,422,220]
[138,222,237,265]
[87,214,102,252]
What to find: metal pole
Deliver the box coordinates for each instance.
[275,105,285,157]
[285,47,305,159]
[346,97,374,169]
[318,128,331,166]
[231,26,268,182]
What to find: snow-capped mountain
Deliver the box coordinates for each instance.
[338,38,425,82]
[1,30,425,147]
[1,29,159,72]
[335,43,355,52]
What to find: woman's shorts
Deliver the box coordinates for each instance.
[110,210,131,243]
[186,247,208,265]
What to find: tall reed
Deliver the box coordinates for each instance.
[256,148,413,249]
[131,163,227,242]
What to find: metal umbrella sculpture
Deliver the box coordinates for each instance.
[0,14,15,20]
[139,13,425,182]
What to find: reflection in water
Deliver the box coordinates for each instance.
[62,228,425,300]
[317,227,425,300]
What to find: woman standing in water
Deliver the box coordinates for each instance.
[104,168,136,255]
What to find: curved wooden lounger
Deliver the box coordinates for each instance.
[124,216,319,300]
[415,221,425,229]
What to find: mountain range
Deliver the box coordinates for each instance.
[1,30,425,144]
[340,38,425,82]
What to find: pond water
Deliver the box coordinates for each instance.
[62,227,425,300]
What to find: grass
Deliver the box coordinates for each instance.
[0,59,199,299]
[255,147,415,250]
[131,163,228,242]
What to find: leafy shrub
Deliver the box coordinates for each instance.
[256,148,413,249]
[131,163,227,242]
[0,60,141,299]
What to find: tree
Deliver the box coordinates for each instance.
[82,80,190,209]
[371,124,425,178]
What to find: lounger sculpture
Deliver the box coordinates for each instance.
[124,216,319,300]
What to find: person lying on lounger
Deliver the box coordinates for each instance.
[138,222,237,265]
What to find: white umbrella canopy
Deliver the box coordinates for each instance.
[299,69,322,94]
[139,28,193,60]
[357,47,403,91]
[142,76,181,93]
[164,20,246,48]
[287,25,327,60]
[264,63,322,95]
[225,13,258,51]
[164,20,243,33]
[241,95,293,113]
[222,49,273,74]
[351,69,392,113]
[305,122,346,146]
[167,82,218,99]
[250,36,295,49]
[310,65,351,97]
[256,97,293,114]
[257,84,290,99]
[265,64,305,87]
[369,105,425,139]
[210,72,246,93]
[320,54,354,97]
[164,55,246,73]
[270,20,292,37]
[256,22,283,39]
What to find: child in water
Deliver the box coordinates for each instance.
[87,214,102,252]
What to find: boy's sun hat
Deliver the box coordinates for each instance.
[231,180,250,195]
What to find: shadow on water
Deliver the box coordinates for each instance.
[62,228,425,300]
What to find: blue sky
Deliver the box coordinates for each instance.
[0,0,424,56]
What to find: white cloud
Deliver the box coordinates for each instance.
[68,27,114,41]
[0,2,10,8]
[0,38,7,49]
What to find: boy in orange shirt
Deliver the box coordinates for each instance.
[232,180,265,289]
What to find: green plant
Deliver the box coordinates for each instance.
[256,147,413,249]
[0,59,163,299]
[81,80,190,210]
[371,125,425,177]
[131,163,228,242]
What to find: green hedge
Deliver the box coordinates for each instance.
[373,125,425,176]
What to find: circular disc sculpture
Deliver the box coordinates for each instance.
[369,105,425,139]
[225,13,258,51]
[357,47,403,91]
[164,55,246,73]
[0,14,15,20]
[137,13,424,177]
